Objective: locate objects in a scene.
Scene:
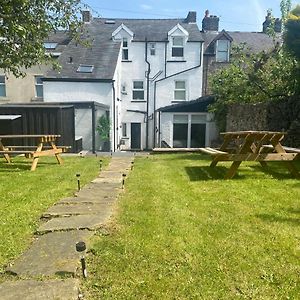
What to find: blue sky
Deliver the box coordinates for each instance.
[82,0,297,32]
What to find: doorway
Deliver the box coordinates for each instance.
[131,123,141,149]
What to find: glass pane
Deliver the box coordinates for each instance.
[35,76,43,84]
[175,81,185,89]
[0,76,5,83]
[174,90,186,100]
[77,65,94,73]
[36,85,43,98]
[122,49,128,60]
[191,124,206,147]
[43,42,58,49]
[217,40,229,51]
[123,38,128,47]
[173,124,188,148]
[173,115,188,124]
[133,81,143,89]
[0,85,6,97]
[172,47,184,57]
[173,37,183,46]
[133,90,144,100]
[216,51,228,62]
[191,115,206,123]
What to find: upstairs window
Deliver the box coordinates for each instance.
[172,37,184,57]
[122,38,129,60]
[150,43,156,56]
[174,81,186,101]
[35,76,43,98]
[216,40,230,62]
[132,81,144,100]
[0,75,6,97]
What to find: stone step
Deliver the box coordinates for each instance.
[37,213,111,234]
[0,279,80,300]
[42,203,114,218]
[57,194,117,205]
[8,231,92,277]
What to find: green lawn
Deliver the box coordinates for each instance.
[0,155,103,273]
[84,153,300,300]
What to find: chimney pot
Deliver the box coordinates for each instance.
[185,11,197,23]
[82,10,92,23]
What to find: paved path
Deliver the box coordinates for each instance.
[0,155,134,299]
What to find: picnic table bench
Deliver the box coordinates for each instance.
[0,134,69,171]
[199,131,300,179]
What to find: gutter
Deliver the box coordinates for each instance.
[145,39,151,150]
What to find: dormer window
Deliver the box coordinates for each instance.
[172,37,184,57]
[122,38,129,60]
[216,40,230,62]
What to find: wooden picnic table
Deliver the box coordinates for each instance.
[0,134,68,171]
[199,131,300,179]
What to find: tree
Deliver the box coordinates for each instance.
[0,0,84,77]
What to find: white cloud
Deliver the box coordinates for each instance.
[140,4,152,10]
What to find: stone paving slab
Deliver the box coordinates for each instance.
[57,195,117,205]
[99,171,124,178]
[0,279,80,300]
[37,213,111,234]
[42,203,114,218]
[91,177,122,184]
[8,231,92,277]
[80,182,122,191]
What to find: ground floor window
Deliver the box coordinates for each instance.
[173,114,206,148]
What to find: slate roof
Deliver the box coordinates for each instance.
[159,95,215,112]
[203,31,281,54]
[44,31,73,55]
[45,16,203,81]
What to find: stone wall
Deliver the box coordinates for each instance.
[226,97,300,147]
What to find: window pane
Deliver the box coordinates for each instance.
[191,115,206,123]
[35,76,43,84]
[172,47,183,57]
[122,49,128,60]
[0,85,6,97]
[191,124,206,147]
[123,38,128,47]
[43,42,58,49]
[217,40,229,51]
[122,123,127,136]
[77,65,94,73]
[133,90,144,100]
[175,81,185,89]
[173,124,188,147]
[133,81,143,89]
[216,51,228,62]
[174,90,186,100]
[36,85,43,98]
[173,37,183,46]
[173,115,188,124]
[0,76,5,83]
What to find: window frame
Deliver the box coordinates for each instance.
[216,39,230,62]
[172,36,184,58]
[122,38,129,61]
[174,80,186,101]
[0,75,6,97]
[132,80,145,101]
[34,75,43,98]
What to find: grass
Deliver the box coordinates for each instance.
[0,155,104,273]
[84,153,300,300]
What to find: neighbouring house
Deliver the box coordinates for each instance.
[201,10,282,95]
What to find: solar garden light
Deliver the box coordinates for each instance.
[76,241,87,278]
[99,159,103,171]
[76,173,81,191]
[122,173,126,189]
[131,161,134,170]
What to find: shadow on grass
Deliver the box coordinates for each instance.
[249,165,296,180]
[152,153,212,161]
[256,213,300,226]
[185,166,230,181]
[0,161,57,172]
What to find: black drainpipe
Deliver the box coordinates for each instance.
[145,39,151,149]
[112,81,116,152]
[92,102,96,153]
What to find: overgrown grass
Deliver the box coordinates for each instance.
[84,154,300,300]
[0,155,104,272]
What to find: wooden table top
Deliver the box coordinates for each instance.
[0,134,61,139]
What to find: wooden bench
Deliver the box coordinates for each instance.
[262,144,300,154]
[199,147,228,156]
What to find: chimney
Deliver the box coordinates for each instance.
[202,10,219,31]
[185,11,197,23]
[262,11,272,33]
[82,10,92,23]
[274,18,282,32]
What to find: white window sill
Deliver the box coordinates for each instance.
[0,97,9,102]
